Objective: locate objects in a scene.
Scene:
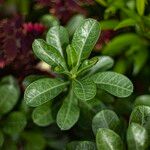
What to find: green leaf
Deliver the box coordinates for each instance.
[2,140,17,150]
[73,78,96,101]
[71,18,101,66]
[103,33,142,56]
[0,130,4,147]
[66,45,77,68]
[92,71,133,98]
[95,0,108,7]
[134,95,150,107]
[46,26,69,56]
[88,56,114,75]
[56,90,80,130]
[66,141,96,150]
[127,123,148,150]
[115,18,137,30]
[25,78,68,107]
[0,84,20,115]
[66,14,85,36]
[3,112,27,135]
[129,106,150,134]
[32,39,67,70]
[96,128,123,150]
[100,20,119,30]
[77,57,98,75]
[22,132,46,150]
[136,0,146,16]
[32,103,54,127]
[92,109,120,135]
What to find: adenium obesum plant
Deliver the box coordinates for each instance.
[24,18,133,130]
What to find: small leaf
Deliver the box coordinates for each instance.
[127,123,148,150]
[32,103,54,127]
[88,56,114,75]
[92,71,133,98]
[0,130,4,147]
[115,18,137,30]
[3,112,27,135]
[95,0,108,7]
[136,0,146,16]
[24,78,68,107]
[66,14,85,36]
[134,95,150,107]
[56,90,80,130]
[129,106,150,134]
[92,109,120,135]
[46,26,69,56]
[0,84,20,115]
[32,39,67,70]
[73,78,96,101]
[71,18,101,66]
[66,45,77,68]
[66,141,96,150]
[96,128,123,150]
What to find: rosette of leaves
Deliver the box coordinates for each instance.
[24,18,133,131]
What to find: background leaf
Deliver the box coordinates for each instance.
[136,0,146,16]
[134,95,150,107]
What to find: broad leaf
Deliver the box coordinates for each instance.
[129,106,150,134]
[134,95,150,107]
[3,112,27,135]
[96,128,123,150]
[136,0,146,16]
[0,84,19,115]
[92,109,120,135]
[46,26,69,56]
[127,123,148,150]
[66,141,96,150]
[92,71,133,98]
[66,45,77,68]
[56,90,80,130]
[71,18,101,66]
[25,78,68,107]
[88,56,114,75]
[32,103,54,127]
[73,78,96,101]
[66,14,85,36]
[32,39,67,70]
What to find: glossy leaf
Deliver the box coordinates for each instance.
[66,14,85,36]
[115,18,137,30]
[66,141,96,150]
[88,56,114,75]
[56,90,80,130]
[73,78,96,101]
[46,26,69,56]
[66,45,77,68]
[136,0,146,16]
[96,128,123,150]
[127,123,148,150]
[32,39,67,70]
[129,106,150,133]
[92,109,120,135]
[92,71,133,97]
[32,103,54,127]
[71,18,101,66]
[0,84,19,115]
[25,78,68,107]
[134,95,150,107]
[3,112,27,135]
